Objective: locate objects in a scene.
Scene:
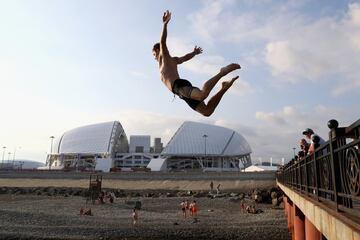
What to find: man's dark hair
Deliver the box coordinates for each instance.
[153,43,160,51]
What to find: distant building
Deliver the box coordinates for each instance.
[148,121,252,172]
[244,165,278,172]
[44,121,162,172]
[113,135,162,170]
[44,120,251,172]
[1,160,45,170]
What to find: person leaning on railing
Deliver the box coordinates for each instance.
[302,128,325,155]
[298,138,310,160]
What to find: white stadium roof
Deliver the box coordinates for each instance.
[55,121,127,154]
[161,121,251,157]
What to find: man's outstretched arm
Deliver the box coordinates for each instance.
[160,10,171,55]
[176,46,203,64]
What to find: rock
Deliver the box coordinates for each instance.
[0,187,8,194]
[193,191,207,198]
[145,192,154,198]
[177,191,188,197]
[230,192,239,197]
[229,197,240,202]
[239,193,245,200]
[166,192,174,197]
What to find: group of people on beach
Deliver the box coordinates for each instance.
[180,199,198,219]
[241,202,263,214]
[209,181,221,194]
[97,191,116,204]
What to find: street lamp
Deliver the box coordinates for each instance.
[203,134,208,156]
[292,147,296,159]
[12,146,21,168]
[7,152,12,165]
[1,146,6,168]
[49,136,55,170]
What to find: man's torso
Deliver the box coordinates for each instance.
[159,54,179,91]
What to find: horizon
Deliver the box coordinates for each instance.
[1,0,359,164]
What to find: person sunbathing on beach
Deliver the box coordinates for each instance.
[153,10,241,116]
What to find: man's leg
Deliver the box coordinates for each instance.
[195,76,238,117]
[190,63,240,101]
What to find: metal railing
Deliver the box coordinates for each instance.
[277,119,360,220]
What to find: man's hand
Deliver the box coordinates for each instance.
[163,10,171,24]
[193,46,203,55]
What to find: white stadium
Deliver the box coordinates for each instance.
[45,121,252,172]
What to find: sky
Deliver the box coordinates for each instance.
[0,0,359,164]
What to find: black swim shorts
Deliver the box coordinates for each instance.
[172,79,202,110]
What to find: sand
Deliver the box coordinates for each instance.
[0,194,290,240]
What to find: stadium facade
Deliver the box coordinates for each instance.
[45,121,251,172]
[148,121,252,171]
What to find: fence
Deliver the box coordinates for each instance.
[277,119,360,221]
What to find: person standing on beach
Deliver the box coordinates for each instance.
[191,200,198,223]
[180,200,187,218]
[216,184,221,194]
[153,10,241,116]
[132,208,139,226]
[210,181,214,193]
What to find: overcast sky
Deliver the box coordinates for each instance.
[0,0,359,164]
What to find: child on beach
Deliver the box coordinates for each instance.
[132,208,139,225]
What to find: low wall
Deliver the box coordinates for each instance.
[0,171,276,191]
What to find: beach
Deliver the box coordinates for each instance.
[0,171,290,239]
[0,194,290,240]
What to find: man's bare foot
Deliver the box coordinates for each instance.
[222,76,239,90]
[220,63,241,75]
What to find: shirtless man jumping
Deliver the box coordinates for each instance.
[152,10,241,117]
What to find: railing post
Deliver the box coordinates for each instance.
[328,119,339,211]
[313,150,319,201]
[304,155,308,195]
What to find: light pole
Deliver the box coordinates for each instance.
[1,146,6,168]
[203,134,208,168]
[49,136,55,170]
[292,147,296,159]
[12,146,21,168]
[203,134,208,156]
[7,152,12,167]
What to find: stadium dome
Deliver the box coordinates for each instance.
[162,121,251,156]
[46,121,129,172]
[54,121,128,155]
[149,121,252,171]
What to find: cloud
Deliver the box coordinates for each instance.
[250,104,355,162]
[187,0,235,42]
[189,1,360,95]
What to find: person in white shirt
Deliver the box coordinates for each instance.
[302,128,326,155]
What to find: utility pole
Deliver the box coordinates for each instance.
[1,146,6,169]
[49,136,55,170]
[292,147,296,159]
